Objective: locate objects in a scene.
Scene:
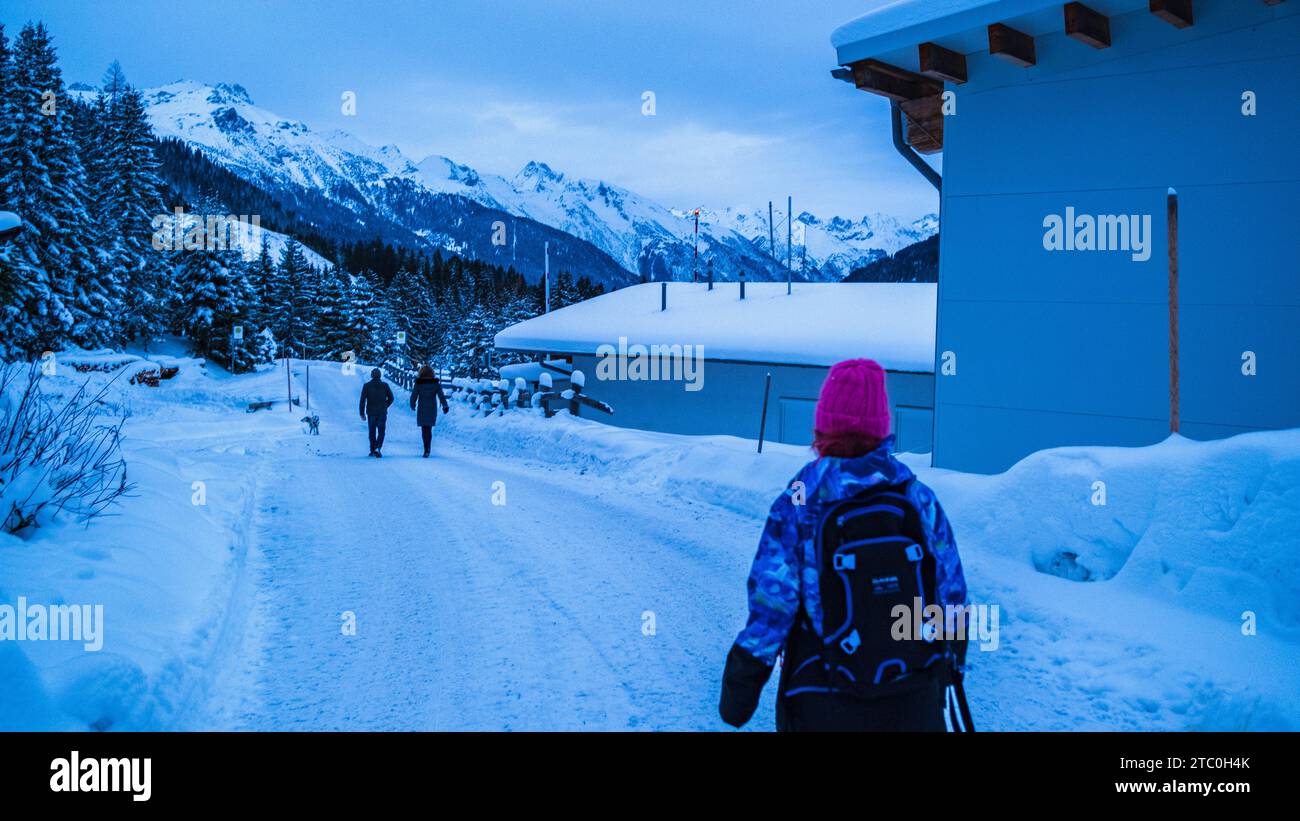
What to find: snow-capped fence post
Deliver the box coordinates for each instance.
[739,270,746,300]
[381,360,415,390]
[661,281,667,311]
[756,371,772,453]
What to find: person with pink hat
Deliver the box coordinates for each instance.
[719,358,973,732]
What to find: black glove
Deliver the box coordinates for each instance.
[719,644,773,728]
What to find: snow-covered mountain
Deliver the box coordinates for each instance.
[139,81,936,283]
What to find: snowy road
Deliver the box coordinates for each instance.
[197,368,764,730]
[171,364,1299,733]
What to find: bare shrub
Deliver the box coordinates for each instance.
[0,364,132,533]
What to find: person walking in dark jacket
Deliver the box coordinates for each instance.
[409,364,451,457]
[359,368,394,457]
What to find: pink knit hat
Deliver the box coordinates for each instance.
[814,359,891,442]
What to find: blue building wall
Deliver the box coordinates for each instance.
[932,1,1299,472]
[550,353,936,453]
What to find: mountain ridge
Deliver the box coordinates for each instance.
[128,80,937,285]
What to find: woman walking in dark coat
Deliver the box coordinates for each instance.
[410,364,451,457]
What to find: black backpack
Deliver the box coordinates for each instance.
[782,480,957,701]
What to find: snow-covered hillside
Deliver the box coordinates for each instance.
[139,81,936,282]
[145,81,423,194]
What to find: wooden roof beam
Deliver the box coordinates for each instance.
[988,23,1036,67]
[899,95,944,154]
[846,59,943,101]
[918,42,968,84]
[1150,0,1193,28]
[1065,3,1112,48]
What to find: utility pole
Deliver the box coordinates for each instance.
[692,208,700,283]
[780,196,790,294]
[767,202,775,271]
[786,195,793,294]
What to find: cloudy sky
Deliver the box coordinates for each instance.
[5,0,940,221]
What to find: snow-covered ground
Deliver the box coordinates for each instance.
[2,357,1296,730]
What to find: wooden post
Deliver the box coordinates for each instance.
[306,364,311,412]
[285,350,292,412]
[1167,188,1179,433]
[661,280,667,311]
[757,371,772,453]
[786,195,793,294]
[768,202,776,268]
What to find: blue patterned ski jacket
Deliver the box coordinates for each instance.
[734,437,967,666]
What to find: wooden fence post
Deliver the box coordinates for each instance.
[1168,188,1179,434]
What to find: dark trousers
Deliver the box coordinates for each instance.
[776,676,949,732]
[420,426,432,453]
[368,415,387,452]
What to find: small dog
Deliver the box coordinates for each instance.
[301,414,320,435]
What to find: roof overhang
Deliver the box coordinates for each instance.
[831,0,1150,69]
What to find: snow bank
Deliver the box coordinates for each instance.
[495,282,937,372]
[0,359,302,730]
[924,433,1300,626]
[443,409,1300,729]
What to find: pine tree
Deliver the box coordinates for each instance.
[101,60,126,100]
[266,240,316,358]
[173,198,257,369]
[550,271,579,310]
[65,92,119,347]
[313,268,352,362]
[246,243,277,332]
[0,23,92,354]
[340,271,382,362]
[105,84,167,344]
[389,266,436,366]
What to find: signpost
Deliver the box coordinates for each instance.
[231,325,243,373]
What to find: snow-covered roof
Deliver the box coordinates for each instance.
[831,0,1146,65]
[495,282,937,372]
